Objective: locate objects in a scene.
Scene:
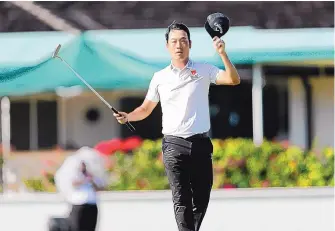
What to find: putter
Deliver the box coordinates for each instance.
[52,44,136,132]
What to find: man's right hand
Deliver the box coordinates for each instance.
[113,111,129,124]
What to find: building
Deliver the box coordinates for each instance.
[0,26,333,152]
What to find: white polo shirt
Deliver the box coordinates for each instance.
[145,59,222,138]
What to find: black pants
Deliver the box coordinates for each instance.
[69,203,98,231]
[162,134,214,231]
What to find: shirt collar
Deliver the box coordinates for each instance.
[170,59,193,72]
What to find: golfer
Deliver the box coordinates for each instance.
[68,162,104,231]
[114,22,240,231]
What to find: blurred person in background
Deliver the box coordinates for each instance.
[114,21,240,231]
[68,161,104,231]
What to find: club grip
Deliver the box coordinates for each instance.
[111,107,136,132]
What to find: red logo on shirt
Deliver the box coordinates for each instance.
[191,70,197,75]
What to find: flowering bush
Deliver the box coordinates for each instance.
[211,138,334,188]
[0,153,2,193]
[23,137,334,192]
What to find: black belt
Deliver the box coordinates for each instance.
[185,132,209,140]
[163,132,209,150]
[164,132,209,141]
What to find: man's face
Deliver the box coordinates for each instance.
[166,29,191,61]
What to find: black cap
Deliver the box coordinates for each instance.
[205,13,230,38]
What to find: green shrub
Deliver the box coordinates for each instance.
[0,155,3,193]
[23,138,334,191]
[23,178,46,192]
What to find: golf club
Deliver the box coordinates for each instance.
[52,44,136,132]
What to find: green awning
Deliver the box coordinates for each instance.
[0,31,76,67]
[86,26,334,67]
[0,27,333,96]
[0,33,160,96]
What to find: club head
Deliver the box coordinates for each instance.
[52,44,61,58]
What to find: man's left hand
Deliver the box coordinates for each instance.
[213,36,225,55]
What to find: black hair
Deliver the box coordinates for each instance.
[165,21,191,42]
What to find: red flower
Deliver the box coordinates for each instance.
[106,139,123,153]
[95,136,142,155]
[158,151,163,163]
[94,141,110,155]
[269,154,277,161]
[280,140,290,149]
[120,136,143,152]
[262,180,270,188]
[222,184,236,189]
[41,169,47,176]
[95,138,122,155]
[136,178,149,189]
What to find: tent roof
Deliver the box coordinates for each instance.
[84,26,334,66]
[0,26,333,67]
[0,31,76,67]
[0,35,160,97]
[0,27,333,96]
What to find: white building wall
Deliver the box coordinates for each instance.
[288,77,308,149]
[310,77,334,149]
[57,92,121,148]
[3,77,333,151]
[288,77,334,150]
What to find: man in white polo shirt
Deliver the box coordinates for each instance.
[114,22,240,231]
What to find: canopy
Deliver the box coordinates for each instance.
[0,27,333,96]
[0,33,160,96]
[86,26,334,67]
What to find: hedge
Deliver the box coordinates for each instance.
[17,137,335,192]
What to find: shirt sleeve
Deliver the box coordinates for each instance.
[204,63,222,84]
[93,177,106,188]
[145,74,160,102]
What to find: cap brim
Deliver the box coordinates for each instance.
[204,19,230,38]
[205,21,216,38]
